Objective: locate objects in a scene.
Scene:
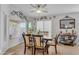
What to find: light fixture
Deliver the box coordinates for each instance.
[36,10,42,13]
[30,4,48,13]
[31,4,47,8]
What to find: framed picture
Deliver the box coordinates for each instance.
[60,18,75,29]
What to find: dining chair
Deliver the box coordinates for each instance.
[44,32,48,36]
[46,34,60,54]
[33,35,45,55]
[22,32,34,55]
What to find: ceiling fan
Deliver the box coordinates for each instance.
[30,4,48,13]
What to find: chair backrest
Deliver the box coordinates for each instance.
[44,32,49,37]
[33,35,43,47]
[22,32,31,46]
[55,34,60,44]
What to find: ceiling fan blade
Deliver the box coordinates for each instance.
[30,10,35,12]
[40,4,47,8]
[30,4,47,8]
[42,10,48,13]
[30,8,36,12]
[30,4,37,8]
[31,8,36,10]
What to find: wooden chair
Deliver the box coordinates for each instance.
[22,32,34,55]
[46,34,60,54]
[44,32,49,36]
[33,35,45,55]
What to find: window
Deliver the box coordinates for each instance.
[37,20,52,37]
[37,20,51,32]
[27,22,33,33]
[20,23,26,28]
[28,22,32,29]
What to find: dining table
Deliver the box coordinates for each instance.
[42,36,53,54]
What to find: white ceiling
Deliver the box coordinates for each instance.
[10,4,79,17]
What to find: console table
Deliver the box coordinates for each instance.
[59,33,77,46]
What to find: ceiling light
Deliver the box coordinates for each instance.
[36,10,42,13]
[30,4,48,13]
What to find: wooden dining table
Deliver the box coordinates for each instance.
[42,37,53,54]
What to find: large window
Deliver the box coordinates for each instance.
[37,21,43,31]
[27,22,33,33]
[28,22,32,30]
[37,20,52,37]
[20,23,26,28]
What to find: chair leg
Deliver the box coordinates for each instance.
[43,49,44,55]
[32,47,33,55]
[55,45,57,54]
[24,46,26,54]
[46,45,49,54]
[47,45,49,54]
[34,48,36,55]
[45,45,47,52]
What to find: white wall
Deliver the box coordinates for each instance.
[52,13,79,45]
[0,5,2,54]
[0,4,10,54]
